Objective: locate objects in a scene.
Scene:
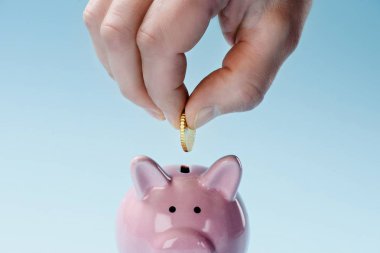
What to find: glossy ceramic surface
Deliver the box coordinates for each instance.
[117,155,249,253]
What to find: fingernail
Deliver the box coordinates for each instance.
[194,106,220,129]
[145,108,166,121]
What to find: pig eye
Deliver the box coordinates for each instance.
[169,206,176,213]
[193,206,201,214]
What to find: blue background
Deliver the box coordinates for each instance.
[0,1,379,252]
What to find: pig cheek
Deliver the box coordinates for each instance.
[143,191,176,233]
[205,207,229,243]
[117,194,156,252]
[203,195,242,243]
[118,195,167,243]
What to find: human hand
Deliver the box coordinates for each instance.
[83,0,311,129]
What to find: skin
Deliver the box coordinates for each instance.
[83,0,312,129]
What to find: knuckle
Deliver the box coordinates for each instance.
[272,0,311,54]
[100,23,121,42]
[286,20,306,53]
[100,22,134,46]
[83,8,100,29]
[136,27,159,51]
[287,28,302,53]
[283,17,305,54]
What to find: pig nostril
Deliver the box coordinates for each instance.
[194,206,201,214]
[169,206,176,213]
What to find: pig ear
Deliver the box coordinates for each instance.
[199,155,242,201]
[131,156,171,199]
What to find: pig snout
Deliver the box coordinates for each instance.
[154,228,215,253]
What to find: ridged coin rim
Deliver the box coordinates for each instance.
[180,113,195,152]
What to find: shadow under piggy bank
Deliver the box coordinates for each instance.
[117,155,249,253]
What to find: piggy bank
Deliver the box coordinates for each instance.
[117,155,249,253]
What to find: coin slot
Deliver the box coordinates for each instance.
[180,165,190,173]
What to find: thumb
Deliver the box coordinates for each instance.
[185,7,302,129]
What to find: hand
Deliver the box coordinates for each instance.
[83,0,312,129]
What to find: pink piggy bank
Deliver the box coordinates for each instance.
[117,155,249,253]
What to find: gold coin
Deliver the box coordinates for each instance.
[180,113,196,152]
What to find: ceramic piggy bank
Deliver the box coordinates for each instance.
[117,155,249,253]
